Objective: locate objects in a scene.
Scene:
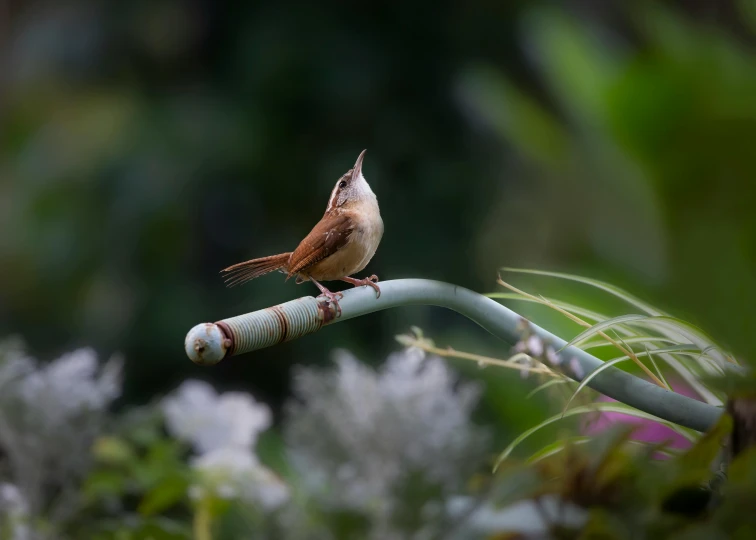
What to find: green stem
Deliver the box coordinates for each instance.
[193,500,212,540]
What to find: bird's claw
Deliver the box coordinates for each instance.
[358,275,381,298]
[320,290,344,317]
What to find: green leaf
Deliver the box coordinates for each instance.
[486,292,610,322]
[700,370,756,399]
[527,436,591,463]
[527,435,679,464]
[127,517,192,539]
[559,314,649,351]
[490,467,545,507]
[655,351,725,407]
[395,334,415,347]
[738,0,756,34]
[631,344,703,356]
[629,316,737,370]
[497,267,732,405]
[320,508,371,539]
[92,436,136,465]
[562,356,634,414]
[644,343,670,391]
[677,413,732,472]
[138,473,189,516]
[652,414,733,504]
[612,331,670,391]
[84,470,128,500]
[493,401,698,471]
[581,336,678,350]
[460,66,569,167]
[562,345,712,416]
[727,446,756,486]
[146,440,185,467]
[79,516,192,540]
[499,267,666,315]
[523,7,618,126]
[526,377,571,399]
[116,405,168,449]
[131,440,187,491]
[256,430,294,481]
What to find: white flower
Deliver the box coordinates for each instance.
[546,346,561,366]
[285,347,489,518]
[0,483,30,540]
[191,447,289,510]
[161,379,271,454]
[570,357,584,379]
[17,348,122,418]
[515,354,534,379]
[0,349,34,390]
[161,379,286,511]
[0,483,28,516]
[526,335,543,357]
[0,341,122,523]
[405,345,426,361]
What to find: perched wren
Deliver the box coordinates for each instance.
[221,149,384,313]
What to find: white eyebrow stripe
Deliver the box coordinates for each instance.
[326,183,340,211]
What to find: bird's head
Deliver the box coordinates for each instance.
[325,149,376,212]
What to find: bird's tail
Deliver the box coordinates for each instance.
[220,253,291,287]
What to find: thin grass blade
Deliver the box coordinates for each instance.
[526,378,571,399]
[499,268,666,315]
[644,343,669,391]
[581,336,678,351]
[558,314,649,352]
[486,292,609,323]
[629,316,738,369]
[493,402,698,471]
[561,356,632,414]
[526,436,679,464]
[563,345,706,413]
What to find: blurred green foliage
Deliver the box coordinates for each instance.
[0,0,529,410]
[460,2,756,366]
[3,343,752,540]
[4,3,756,538]
[2,0,755,427]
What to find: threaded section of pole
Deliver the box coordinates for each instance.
[218,296,326,356]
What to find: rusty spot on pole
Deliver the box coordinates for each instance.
[318,298,338,324]
[268,305,290,344]
[215,321,236,356]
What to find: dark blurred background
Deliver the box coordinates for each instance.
[1,0,755,418]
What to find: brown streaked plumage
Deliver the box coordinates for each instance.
[286,213,354,278]
[221,149,384,313]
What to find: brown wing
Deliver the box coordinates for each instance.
[287,213,354,278]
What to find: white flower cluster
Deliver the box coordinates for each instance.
[161,380,288,510]
[284,347,489,538]
[0,483,31,540]
[513,331,584,379]
[0,338,121,535]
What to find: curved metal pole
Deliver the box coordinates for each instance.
[184,278,722,432]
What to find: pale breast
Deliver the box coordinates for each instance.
[307,207,383,281]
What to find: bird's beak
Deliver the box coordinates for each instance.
[352,149,367,179]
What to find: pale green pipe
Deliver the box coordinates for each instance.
[184,278,723,433]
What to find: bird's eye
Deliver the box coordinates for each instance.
[339,180,347,188]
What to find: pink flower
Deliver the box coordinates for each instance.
[582,382,701,458]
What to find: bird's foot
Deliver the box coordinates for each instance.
[311,278,343,317]
[320,289,344,316]
[341,274,381,298]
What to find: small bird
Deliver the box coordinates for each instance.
[221,149,384,313]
